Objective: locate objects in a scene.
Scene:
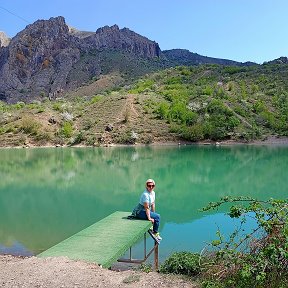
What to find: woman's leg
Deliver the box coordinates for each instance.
[150,211,160,233]
[137,210,160,233]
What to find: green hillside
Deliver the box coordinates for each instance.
[0,63,287,147]
[130,63,288,142]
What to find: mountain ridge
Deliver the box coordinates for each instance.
[0,16,258,104]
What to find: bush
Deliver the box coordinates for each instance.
[181,124,205,141]
[167,101,197,125]
[129,79,155,94]
[201,197,288,288]
[90,95,103,104]
[204,100,241,139]
[70,131,84,145]
[52,102,64,112]
[203,85,213,95]
[115,130,138,144]
[160,252,201,276]
[157,101,170,119]
[20,117,40,135]
[164,76,182,85]
[60,121,73,138]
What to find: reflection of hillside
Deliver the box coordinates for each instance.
[0,184,111,254]
[0,146,287,254]
[1,146,287,210]
[159,145,288,222]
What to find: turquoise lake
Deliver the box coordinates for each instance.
[0,145,287,263]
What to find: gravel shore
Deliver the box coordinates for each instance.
[0,255,197,288]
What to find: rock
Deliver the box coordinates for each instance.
[0,31,10,47]
[0,16,80,103]
[48,117,57,124]
[82,25,160,59]
[105,123,113,132]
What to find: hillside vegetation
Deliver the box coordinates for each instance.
[133,63,288,142]
[0,63,287,147]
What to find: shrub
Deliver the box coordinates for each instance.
[203,85,213,95]
[70,131,84,145]
[206,99,230,115]
[160,252,201,276]
[34,132,52,144]
[20,117,40,135]
[52,102,64,112]
[129,79,155,94]
[201,197,288,288]
[143,99,157,114]
[181,124,205,141]
[253,100,266,113]
[167,101,197,125]
[214,87,226,99]
[234,105,247,117]
[164,76,182,85]
[204,100,241,139]
[223,66,247,75]
[60,121,73,138]
[115,130,138,144]
[13,102,25,110]
[90,95,103,104]
[157,101,170,119]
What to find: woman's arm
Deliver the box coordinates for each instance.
[151,202,155,212]
[144,202,154,223]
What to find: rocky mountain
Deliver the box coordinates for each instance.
[0,16,163,103]
[0,16,254,104]
[0,31,10,47]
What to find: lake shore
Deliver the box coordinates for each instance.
[1,135,288,149]
[0,255,197,288]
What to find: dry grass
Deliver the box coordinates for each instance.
[0,91,177,147]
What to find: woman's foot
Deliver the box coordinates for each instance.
[152,231,162,241]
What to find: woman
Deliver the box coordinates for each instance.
[132,179,162,241]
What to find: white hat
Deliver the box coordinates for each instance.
[146,178,155,185]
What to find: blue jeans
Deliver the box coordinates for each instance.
[137,210,160,233]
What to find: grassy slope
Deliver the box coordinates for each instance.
[0,63,287,147]
[0,91,175,147]
[131,63,288,142]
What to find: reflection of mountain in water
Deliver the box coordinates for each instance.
[0,146,287,254]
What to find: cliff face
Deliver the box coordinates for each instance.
[0,17,161,103]
[0,31,10,47]
[0,17,80,103]
[81,25,161,58]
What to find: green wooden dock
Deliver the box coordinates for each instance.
[38,211,158,269]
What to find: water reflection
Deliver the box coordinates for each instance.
[0,145,287,257]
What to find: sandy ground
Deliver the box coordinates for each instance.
[0,255,197,288]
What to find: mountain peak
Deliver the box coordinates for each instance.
[96,24,120,34]
[0,17,161,103]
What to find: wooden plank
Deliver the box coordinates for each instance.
[38,211,152,268]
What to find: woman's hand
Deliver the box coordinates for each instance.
[149,218,155,223]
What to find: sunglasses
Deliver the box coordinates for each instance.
[147,184,155,188]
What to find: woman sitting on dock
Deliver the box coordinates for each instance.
[132,179,162,241]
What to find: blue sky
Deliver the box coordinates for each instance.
[0,0,287,64]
